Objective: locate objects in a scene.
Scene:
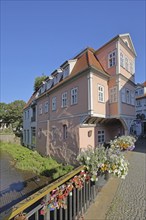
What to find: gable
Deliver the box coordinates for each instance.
[119,33,137,56]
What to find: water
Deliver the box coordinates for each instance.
[0,152,50,213]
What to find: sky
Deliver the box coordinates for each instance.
[1,0,146,104]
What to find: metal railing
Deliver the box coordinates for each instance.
[0,166,108,220]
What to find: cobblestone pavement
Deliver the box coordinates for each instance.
[105,139,146,220]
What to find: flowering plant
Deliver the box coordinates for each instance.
[110,135,136,151]
[105,148,129,179]
[77,146,107,181]
[77,146,129,180]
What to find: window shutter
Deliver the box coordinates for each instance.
[121,88,126,103]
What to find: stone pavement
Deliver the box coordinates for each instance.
[84,138,146,220]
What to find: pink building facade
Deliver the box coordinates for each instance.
[23,34,136,164]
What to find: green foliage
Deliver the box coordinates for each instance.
[0,100,26,137]
[77,145,129,180]
[0,142,73,179]
[0,127,13,134]
[34,75,47,91]
[0,102,8,121]
[52,165,73,180]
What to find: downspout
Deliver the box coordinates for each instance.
[87,72,93,115]
[116,41,121,116]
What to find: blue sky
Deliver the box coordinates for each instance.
[1,0,146,104]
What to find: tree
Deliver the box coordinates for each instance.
[0,100,26,136]
[34,74,47,91]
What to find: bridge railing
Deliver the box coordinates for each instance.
[1,166,108,220]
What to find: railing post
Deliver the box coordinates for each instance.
[64,198,68,220]
[44,193,50,220]
[83,181,86,213]
[69,193,72,220]
[73,187,76,219]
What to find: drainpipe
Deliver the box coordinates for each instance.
[87,72,93,115]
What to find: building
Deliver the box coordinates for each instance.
[23,33,136,164]
[132,82,146,136]
[23,93,37,148]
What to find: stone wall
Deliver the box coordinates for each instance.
[0,134,21,145]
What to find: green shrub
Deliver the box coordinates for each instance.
[0,142,73,179]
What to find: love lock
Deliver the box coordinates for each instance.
[14,212,28,220]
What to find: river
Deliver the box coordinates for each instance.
[0,152,50,213]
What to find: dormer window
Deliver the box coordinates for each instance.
[63,67,69,79]
[46,79,53,90]
[108,51,116,68]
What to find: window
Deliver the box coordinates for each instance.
[130,91,135,105]
[135,91,138,97]
[39,104,43,114]
[126,89,130,104]
[52,97,56,111]
[110,86,117,103]
[98,85,104,102]
[31,127,36,146]
[44,101,49,113]
[139,89,143,95]
[27,110,29,119]
[136,100,141,106]
[98,130,105,143]
[63,67,69,79]
[71,88,78,105]
[120,52,124,67]
[24,130,26,142]
[27,130,29,144]
[62,92,67,108]
[129,61,133,74]
[125,57,129,71]
[108,51,116,67]
[63,124,67,140]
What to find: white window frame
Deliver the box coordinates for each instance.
[98,85,104,102]
[98,130,105,143]
[52,97,56,111]
[39,104,43,115]
[108,51,116,68]
[120,52,124,67]
[126,89,130,104]
[27,129,29,144]
[125,57,129,71]
[129,61,133,74]
[130,91,135,106]
[44,101,49,113]
[63,124,67,140]
[71,87,78,105]
[110,86,117,103]
[31,127,36,146]
[62,92,67,108]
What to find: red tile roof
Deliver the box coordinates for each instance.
[25,48,109,103]
[142,81,146,87]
